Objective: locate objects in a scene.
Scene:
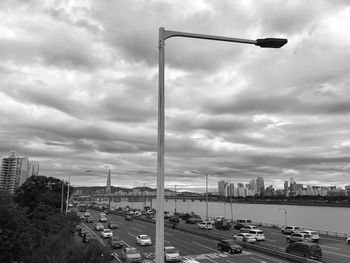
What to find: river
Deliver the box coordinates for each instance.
[108,199,350,234]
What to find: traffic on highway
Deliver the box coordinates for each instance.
[75,206,350,263]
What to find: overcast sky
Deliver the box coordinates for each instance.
[1,0,350,191]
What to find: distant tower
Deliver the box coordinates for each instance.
[106,169,111,194]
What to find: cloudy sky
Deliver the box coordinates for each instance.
[1,0,350,191]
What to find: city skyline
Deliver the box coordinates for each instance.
[1,1,350,189]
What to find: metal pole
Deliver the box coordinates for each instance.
[174,185,177,214]
[60,180,64,213]
[285,209,288,227]
[156,27,165,263]
[65,175,70,213]
[206,174,208,222]
[230,195,233,222]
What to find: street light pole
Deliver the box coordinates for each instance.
[278,208,288,227]
[156,27,287,263]
[174,185,177,214]
[60,179,64,213]
[65,174,70,214]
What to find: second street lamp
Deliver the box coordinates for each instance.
[156,27,287,263]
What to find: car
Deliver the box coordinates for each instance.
[234,233,256,243]
[75,224,82,232]
[134,211,142,217]
[121,247,142,263]
[94,223,104,231]
[240,225,258,233]
[101,228,113,238]
[82,232,96,243]
[198,221,213,230]
[217,239,243,254]
[99,216,107,222]
[109,236,123,249]
[84,211,91,218]
[108,222,119,229]
[85,216,93,223]
[285,242,322,260]
[125,215,133,221]
[136,234,152,246]
[301,230,320,242]
[287,232,313,243]
[79,214,85,220]
[99,212,107,217]
[186,217,201,224]
[249,229,265,241]
[281,226,302,235]
[164,246,181,262]
[215,216,225,222]
[347,237,350,245]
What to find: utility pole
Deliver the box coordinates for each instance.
[60,179,64,213]
[174,185,177,214]
[65,175,70,213]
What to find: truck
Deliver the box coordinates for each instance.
[214,218,231,230]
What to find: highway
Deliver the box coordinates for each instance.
[78,209,292,263]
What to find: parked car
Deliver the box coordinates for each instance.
[301,230,320,242]
[198,221,213,230]
[240,225,258,233]
[108,222,119,229]
[99,216,107,222]
[281,226,302,235]
[217,239,243,254]
[186,217,201,224]
[101,229,113,238]
[234,233,256,243]
[134,211,142,217]
[215,216,225,222]
[79,214,85,220]
[85,216,93,223]
[136,235,152,246]
[125,215,133,221]
[347,237,350,245]
[75,224,82,232]
[121,247,142,263]
[94,223,104,231]
[79,228,90,237]
[84,211,91,218]
[82,232,95,243]
[109,236,123,249]
[249,229,265,241]
[285,242,322,260]
[164,246,181,262]
[99,212,107,217]
[287,232,313,243]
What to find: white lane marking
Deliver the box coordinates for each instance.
[320,244,341,250]
[323,250,350,258]
[128,232,137,238]
[122,240,131,247]
[165,240,171,243]
[226,261,235,263]
[132,227,143,232]
[192,242,218,252]
[165,232,173,236]
[113,253,122,263]
[206,258,219,263]
[252,252,287,263]
[135,223,146,228]
[250,257,267,263]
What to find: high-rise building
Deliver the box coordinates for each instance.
[227,183,234,197]
[106,169,111,194]
[284,180,289,196]
[256,176,265,196]
[218,180,229,196]
[0,151,32,194]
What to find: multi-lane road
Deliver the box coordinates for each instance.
[78,210,350,263]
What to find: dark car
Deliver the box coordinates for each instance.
[109,236,123,249]
[121,247,142,263]
[79,228,90,237]
[108,222,119,229]
[286,242,322,260]
[218,239,243,254]
[234,223,246,230]
[85,216,93,223]
[186,217,201,224]
[125,215,133,221]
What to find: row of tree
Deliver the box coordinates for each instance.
[0,175,111,263]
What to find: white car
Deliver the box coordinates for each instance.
[164,246,181,262]
[249,229,265,241]
[99,216,107,222]
[94,223,104,231]
[234,233,256,243]
[101,229,113,238]
[99,212,106,217]
[347,237,350,245]
[198,222,213,230]
[301,230,320,242]
[240,225,258,233]
[136,234,152,246]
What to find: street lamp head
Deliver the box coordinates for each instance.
[255,38,288,48]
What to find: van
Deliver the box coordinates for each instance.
[249,229,265,241]
[285,242,322,260]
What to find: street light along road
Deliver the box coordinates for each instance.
[156,27,287,263]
